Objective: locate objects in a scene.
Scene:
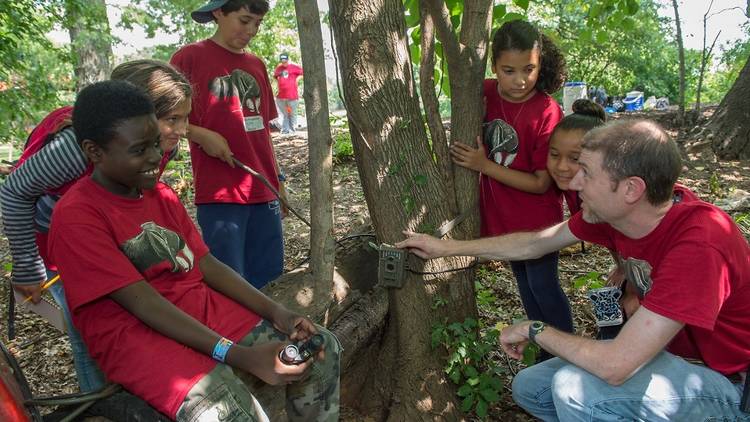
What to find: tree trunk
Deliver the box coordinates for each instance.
[64,0,113,92]
[328,1,482,419]
[709,56,750,159]
[293,0,341,300]
[671,0,686,121]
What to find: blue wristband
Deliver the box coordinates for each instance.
[212,337,233,362]
[278,171,287,182]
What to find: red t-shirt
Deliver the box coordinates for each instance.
[274,63,303,100]
[480,80,564,236]
[171,40,279,205]
[568,192,750,375]
[48,179,261,418]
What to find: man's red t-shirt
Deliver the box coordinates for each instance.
[171,40,279,205]
[274,63,303,100]
[48,179,261,418]
[480,80,564,236]
[568,192,750,375]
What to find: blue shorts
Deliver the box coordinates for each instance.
[197,201,283,289]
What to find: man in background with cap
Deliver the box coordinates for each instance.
[273,53,303,134]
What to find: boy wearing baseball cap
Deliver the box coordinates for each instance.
[171,0,288,293]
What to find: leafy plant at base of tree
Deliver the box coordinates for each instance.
[431,315,504,419]
[573,271,606,290]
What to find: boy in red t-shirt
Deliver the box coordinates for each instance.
[170,0,286,290]
[49,80,340,421]
[273,53,303,134]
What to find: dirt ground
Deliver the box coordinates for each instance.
[1,108,749,420]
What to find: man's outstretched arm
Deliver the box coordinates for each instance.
[395,220,579,261]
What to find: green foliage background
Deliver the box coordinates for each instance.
[1,0,748,145]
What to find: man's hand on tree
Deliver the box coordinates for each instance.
[395,231,446,259]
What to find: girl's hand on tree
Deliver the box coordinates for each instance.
[450,136,490,173]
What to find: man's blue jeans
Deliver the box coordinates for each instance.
[512,352,748,421]
[48,278,106,392]
[275,98,298,134]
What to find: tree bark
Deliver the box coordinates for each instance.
[64,0,113,92]
[327,1,485,419]
[709,56,750,159]
[293,0,341,301]
[671,0,686,121]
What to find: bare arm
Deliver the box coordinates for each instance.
[450,137,552,194]
[500,306,683,385]
[199,254,317,342]
[187,124,235,167]
[395,220,579,261]
[109,279,313,385]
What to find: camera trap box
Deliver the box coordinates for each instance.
[376,243,406,288]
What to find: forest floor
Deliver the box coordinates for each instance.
[1,108,749,421]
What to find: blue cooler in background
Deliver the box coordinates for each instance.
[623,90,644,111]
[563,81,587,115]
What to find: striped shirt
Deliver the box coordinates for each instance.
[0,127,88,285]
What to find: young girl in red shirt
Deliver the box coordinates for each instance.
[451,20,570,356]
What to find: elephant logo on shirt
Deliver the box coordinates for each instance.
[209,69,262,113]
[483,119,518,167]
[120,222,194,274]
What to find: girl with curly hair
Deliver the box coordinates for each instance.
[451,20,570,360]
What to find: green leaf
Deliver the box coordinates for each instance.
[513,0,530,11]
[479,388,500,403]
[621,17,635,31]
[596,30,609,44]
[464,365,479,378]
[409,42,421,64]
[403,0,420,28]
[492,4,507,23]
[503,12,526,23]
[467,377,480,386]
[461,395,475,412]
[449,368,461,384]
[457,384,473,397]
[476,398,489,417]
[626,0,639,15]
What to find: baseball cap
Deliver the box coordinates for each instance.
[191,0,230,24]
[280,54,289,60]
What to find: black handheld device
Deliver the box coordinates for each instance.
[278,334,325,365]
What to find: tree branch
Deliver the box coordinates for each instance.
[418,1,455,211]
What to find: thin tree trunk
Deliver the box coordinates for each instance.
[671,0,686,121]
[696,0,721,113]
[418,1,455,212]
[293,0,341,303]
[64,0,113,92]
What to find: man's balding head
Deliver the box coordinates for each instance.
[582,120,681,205]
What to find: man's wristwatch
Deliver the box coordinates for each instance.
[528,320,546,345]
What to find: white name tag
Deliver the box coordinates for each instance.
[244,115,265,132]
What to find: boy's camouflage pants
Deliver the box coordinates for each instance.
[175,320,341,421]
